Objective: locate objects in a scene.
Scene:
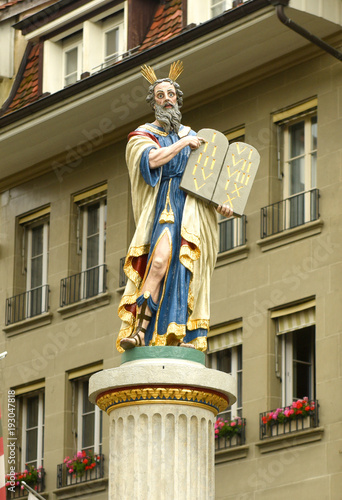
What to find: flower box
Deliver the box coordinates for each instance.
[57,452,104,488]
[260,398,319,440]
[5,465,45,498]
[214,417,246,451]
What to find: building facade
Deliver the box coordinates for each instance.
[0,0,341,498]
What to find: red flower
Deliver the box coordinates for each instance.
[305,406,310,412]
[83,459,88,465]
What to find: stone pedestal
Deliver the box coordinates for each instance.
[89,347,236,500]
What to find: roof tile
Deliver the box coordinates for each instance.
[5,42,40,113]
[139,0,183,52]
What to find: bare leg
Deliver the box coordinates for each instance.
[120,233,171,349]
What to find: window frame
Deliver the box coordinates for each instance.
[24,217,49,318]
[282,112,317,227]
[80,197,107,299]
[21,390,45,470]
[62,33,83,87]
[281,326,315,406]
[207,342,242,419]
[218,130,246,253]
[102,12,124,68]
[76,377,103,455]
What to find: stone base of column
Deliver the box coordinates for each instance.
[89,347,236,500]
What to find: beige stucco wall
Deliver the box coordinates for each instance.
[0,37,341,500]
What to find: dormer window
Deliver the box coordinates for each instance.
[39,3,126,94]
[188,0,244,25]
[63,33,82,87]
[102,14,124,68]
[211,0,232,17]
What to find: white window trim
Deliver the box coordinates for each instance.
[102,13,124,68]
[281,330,315,406]
[208,344,242,418]
[63,34,83,87]
[282,112,317,227]
[218,129,246,252]
[187,0,236,25]
[21,391,44,469]
[25,220,49,317]
[81,198,106,270]
[77,379,102,454]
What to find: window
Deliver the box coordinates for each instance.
[6,208,50,325]
[102,13,124,68]
[211,0,233,17]
[26,221,49,317]
[207,322,243,419]
[282,327,315,405]
[63,33,82,87]
[272,301,316,406]
[75,378,102,455]
[80,197,107,299]
[218,129,246,253]
[283,114,317,228]
[60,185,107,307]
[20,390,45,470]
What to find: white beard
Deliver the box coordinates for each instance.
[154,102,182,134]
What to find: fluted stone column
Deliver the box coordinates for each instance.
[89,347,236,500]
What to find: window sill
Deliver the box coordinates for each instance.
[58,292,111,319]
[215,444,249,464]
[54,477,108,499]
[3,312,53,336]
[256,426,324,454]
[257,219,324,252]
[215,244,249,268]
[57,292,111,319]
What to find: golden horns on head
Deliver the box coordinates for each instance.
[140,60,184,85]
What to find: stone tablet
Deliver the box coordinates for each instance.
[179,128,228,203]
[180,129,260,216]
[212,142,260,216]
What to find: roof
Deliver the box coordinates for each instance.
[139,0,183,52]
[0,0,184,116]
[0,0,270,121]
[3,42,41,114]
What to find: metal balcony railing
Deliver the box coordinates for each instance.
[5,285,49,326]
[259,399,319,440]
[56,454,105,488]
[260,188,320,239]
[6,467,45,499]
[60,264,107,307]
[218,215,247,253]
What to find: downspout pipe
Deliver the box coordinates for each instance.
[269,0,342,62]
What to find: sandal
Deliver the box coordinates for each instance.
[120,331,143,350]
[120,292,152,350]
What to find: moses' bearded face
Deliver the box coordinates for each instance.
[146,79,183,133]
[150,81,182,133]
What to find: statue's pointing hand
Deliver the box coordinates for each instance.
[188,136,206,150]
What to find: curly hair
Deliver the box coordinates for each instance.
[146,78,183,109]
